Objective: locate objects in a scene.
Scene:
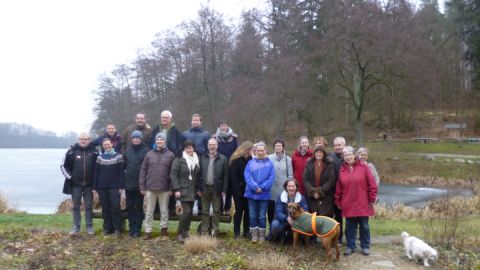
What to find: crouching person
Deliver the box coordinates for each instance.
[93,138,125,238]
[198,138,228,236]
[269,179,308,244]
[170,140,200,242]
[139,134,175,240]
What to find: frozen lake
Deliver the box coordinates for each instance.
[0,149,475,214]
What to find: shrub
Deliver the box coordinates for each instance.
[248,252,291,270]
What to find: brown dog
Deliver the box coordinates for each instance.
[287,202,340,264]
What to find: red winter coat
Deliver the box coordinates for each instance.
[335,161,377,217]
[291,149,313,195]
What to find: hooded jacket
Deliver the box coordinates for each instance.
[335,161,378,217]
[244,157,275,200]
[274,191,308,224]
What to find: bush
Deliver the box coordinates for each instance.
[0,192,13,213]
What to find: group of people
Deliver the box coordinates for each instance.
[60,111,379,256]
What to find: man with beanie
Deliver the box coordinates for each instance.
[124,130,149,237]
[61,133,99,235]
[121,113,152,153]
[139,133,175,240]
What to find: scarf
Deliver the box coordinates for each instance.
[298,147,308,156]
[104,148,116,156]
[215,127,233,142]
[314,160,324,187]
[183,151,199,180]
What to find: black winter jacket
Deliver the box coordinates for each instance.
[148,124,185,157]
[61,144,98,187]
[124,143,149,190]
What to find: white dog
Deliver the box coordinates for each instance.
[401,232,438,267]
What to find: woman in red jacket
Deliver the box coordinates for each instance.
[335,146,377,256]
[291,136,313,195]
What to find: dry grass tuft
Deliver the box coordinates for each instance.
[56,192,128,214]
[0,192,15,213]
[183,235,219,254]
[248,252,292,270]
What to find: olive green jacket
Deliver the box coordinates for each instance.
[170,157,200,201]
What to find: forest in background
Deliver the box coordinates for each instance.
[0,123,77,148]
[91,0,480,145]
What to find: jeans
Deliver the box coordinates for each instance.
[178,201,193,235]
[97,189,122,232]
[71,186,93,230]
[200,186,221,234]
[345,216,371,250]
[267,200,275,226]
[233,194,249,237]
[144,191,170,232]
[126,190,144,234]
[247,199,268,229]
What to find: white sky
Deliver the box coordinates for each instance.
[0,0,444,135]
[0,0,265,135]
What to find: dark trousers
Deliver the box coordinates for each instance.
[178,201,194,235]
[221,191,232,213]
[98,189,122,232]
[267,200,275,226]
[71,186,93,230]
[333,205,343,243]
[126,190,144,234]
[233,194,249,237]
[345,217,370,249]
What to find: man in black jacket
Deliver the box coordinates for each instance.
[61,133,99,235]
[148,110,185,157]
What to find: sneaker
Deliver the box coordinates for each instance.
[362,248,370,256]
[87,227,95,235]
[69,227,80,235]
[344,247,354,256]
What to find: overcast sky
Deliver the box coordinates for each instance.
[0,0,444,135]
[0,0,265,135]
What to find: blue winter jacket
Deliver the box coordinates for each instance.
[274,191,309,223]
[183,127,211,156]
[244,158,275,200]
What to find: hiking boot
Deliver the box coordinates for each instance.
[143,232,153,240]
[258,228,266,242]
[362,248,370,256]
[160,228,169,240]
[87,227,95,235]
[69,227,80,235]
[251,227,258,243]
[176,233,184,243]
[344,247,354,256]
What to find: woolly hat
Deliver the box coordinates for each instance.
[155,133,166,141]
[131,130,142,140]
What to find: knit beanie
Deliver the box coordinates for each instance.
[131,130,142,140]
[155,133,166,141]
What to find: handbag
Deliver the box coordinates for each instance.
[62,178,72,195]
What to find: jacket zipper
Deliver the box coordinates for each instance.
[83,151,86,186]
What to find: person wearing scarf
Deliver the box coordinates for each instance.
[91,123,122,153]
[213,120,238,215]
[303,146,336,217]
[170,140,200,243]
[93,138,125,238]
[291,136,313,195]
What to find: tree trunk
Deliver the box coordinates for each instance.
[355,117,364,147]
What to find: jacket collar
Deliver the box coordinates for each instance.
[280,191,302,203]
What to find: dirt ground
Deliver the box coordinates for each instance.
[0,228,444,270]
